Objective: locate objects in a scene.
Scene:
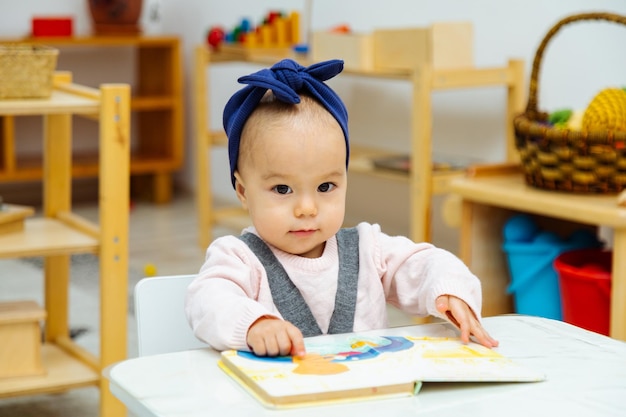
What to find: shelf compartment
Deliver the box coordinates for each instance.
[349,145,466,193]
[0,344,99,398]
[0,36,183,204]
[0,89,99,116]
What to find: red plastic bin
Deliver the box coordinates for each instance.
[554,249,612,335]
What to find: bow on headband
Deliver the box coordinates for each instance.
[223,59,349,188]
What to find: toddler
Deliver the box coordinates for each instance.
[185,59,498,357]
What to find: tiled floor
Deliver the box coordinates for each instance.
[0,192,416,417]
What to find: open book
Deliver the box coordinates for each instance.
[218,329,545,408]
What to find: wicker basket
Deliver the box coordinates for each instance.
[0,44,59,99]
[514,13,626,194]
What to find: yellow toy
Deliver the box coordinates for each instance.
[143,263,158,277]
[582,87,626,132]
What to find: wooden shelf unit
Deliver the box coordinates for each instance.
[450,164,626,341]
[0,36,183,203]
[193,44,524,247]
[0,73,130,417]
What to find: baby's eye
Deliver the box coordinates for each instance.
[273,184,292,195]
[317,182,336,193]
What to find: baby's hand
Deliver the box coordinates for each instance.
[246,317,306,357]
[435,295,499,349]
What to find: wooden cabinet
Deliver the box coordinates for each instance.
[0,36,183,203]
[0,73,130,417]
[193,44,524,247]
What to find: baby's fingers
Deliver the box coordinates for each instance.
[467,321,499,348]
[286,324,306,357]
[437,295,499,348]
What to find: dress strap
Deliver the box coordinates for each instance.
[238,228,359,336]
[328,227,359,334]
[238,233,322,336]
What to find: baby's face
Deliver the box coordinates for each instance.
[234,113,347,258]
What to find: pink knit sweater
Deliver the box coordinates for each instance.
[185,222,483,351]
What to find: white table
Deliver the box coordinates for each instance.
[106,315,626,417]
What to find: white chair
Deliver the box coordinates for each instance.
[134,274,209,356]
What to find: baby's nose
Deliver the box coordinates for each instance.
[294,194,318,217]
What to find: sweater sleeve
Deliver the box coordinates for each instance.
[359,223,483,321]
[184,235,280,351]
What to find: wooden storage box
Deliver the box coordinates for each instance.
[31,17,74,37]
[312,22,473,72]
[311,31,374,71]
[0,300,47,379]
[0,204,35,235]
[373,22,474,71]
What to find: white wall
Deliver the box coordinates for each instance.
[4,0,626,247]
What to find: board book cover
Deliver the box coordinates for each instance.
[219,332,545,408]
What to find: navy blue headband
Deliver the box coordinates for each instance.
[223,58,349,188]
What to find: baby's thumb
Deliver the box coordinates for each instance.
[435,295,449,314]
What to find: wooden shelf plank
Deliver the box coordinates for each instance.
[432,66,514,89]
[450,172,626,228]
[7,35,179,47]
[131,96,176,110]
[0,344,99,398]
[1,152,179,180]
[0,90,99,116]
[0,218,98,259]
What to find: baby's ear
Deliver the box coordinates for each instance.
[233,172,248,209]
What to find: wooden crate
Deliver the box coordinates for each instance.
[312,22,473,72]
[311,31,374,71]
[0,301,47,379]
[373,22,474,71]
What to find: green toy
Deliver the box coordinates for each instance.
[548,108,573,128]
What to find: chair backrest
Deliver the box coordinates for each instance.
[134,274,209,356]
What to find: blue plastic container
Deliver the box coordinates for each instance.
[502,215,602,320]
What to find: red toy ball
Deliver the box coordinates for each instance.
[207,26,225,49]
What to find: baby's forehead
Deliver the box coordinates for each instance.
[241,103,344,150]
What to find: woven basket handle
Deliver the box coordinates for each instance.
[526,12,626,117]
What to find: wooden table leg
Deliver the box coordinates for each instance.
[610,228,626,341]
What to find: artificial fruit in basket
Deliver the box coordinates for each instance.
[582,87,626,132]
[548,108,583,131]
[549,87,626,132]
